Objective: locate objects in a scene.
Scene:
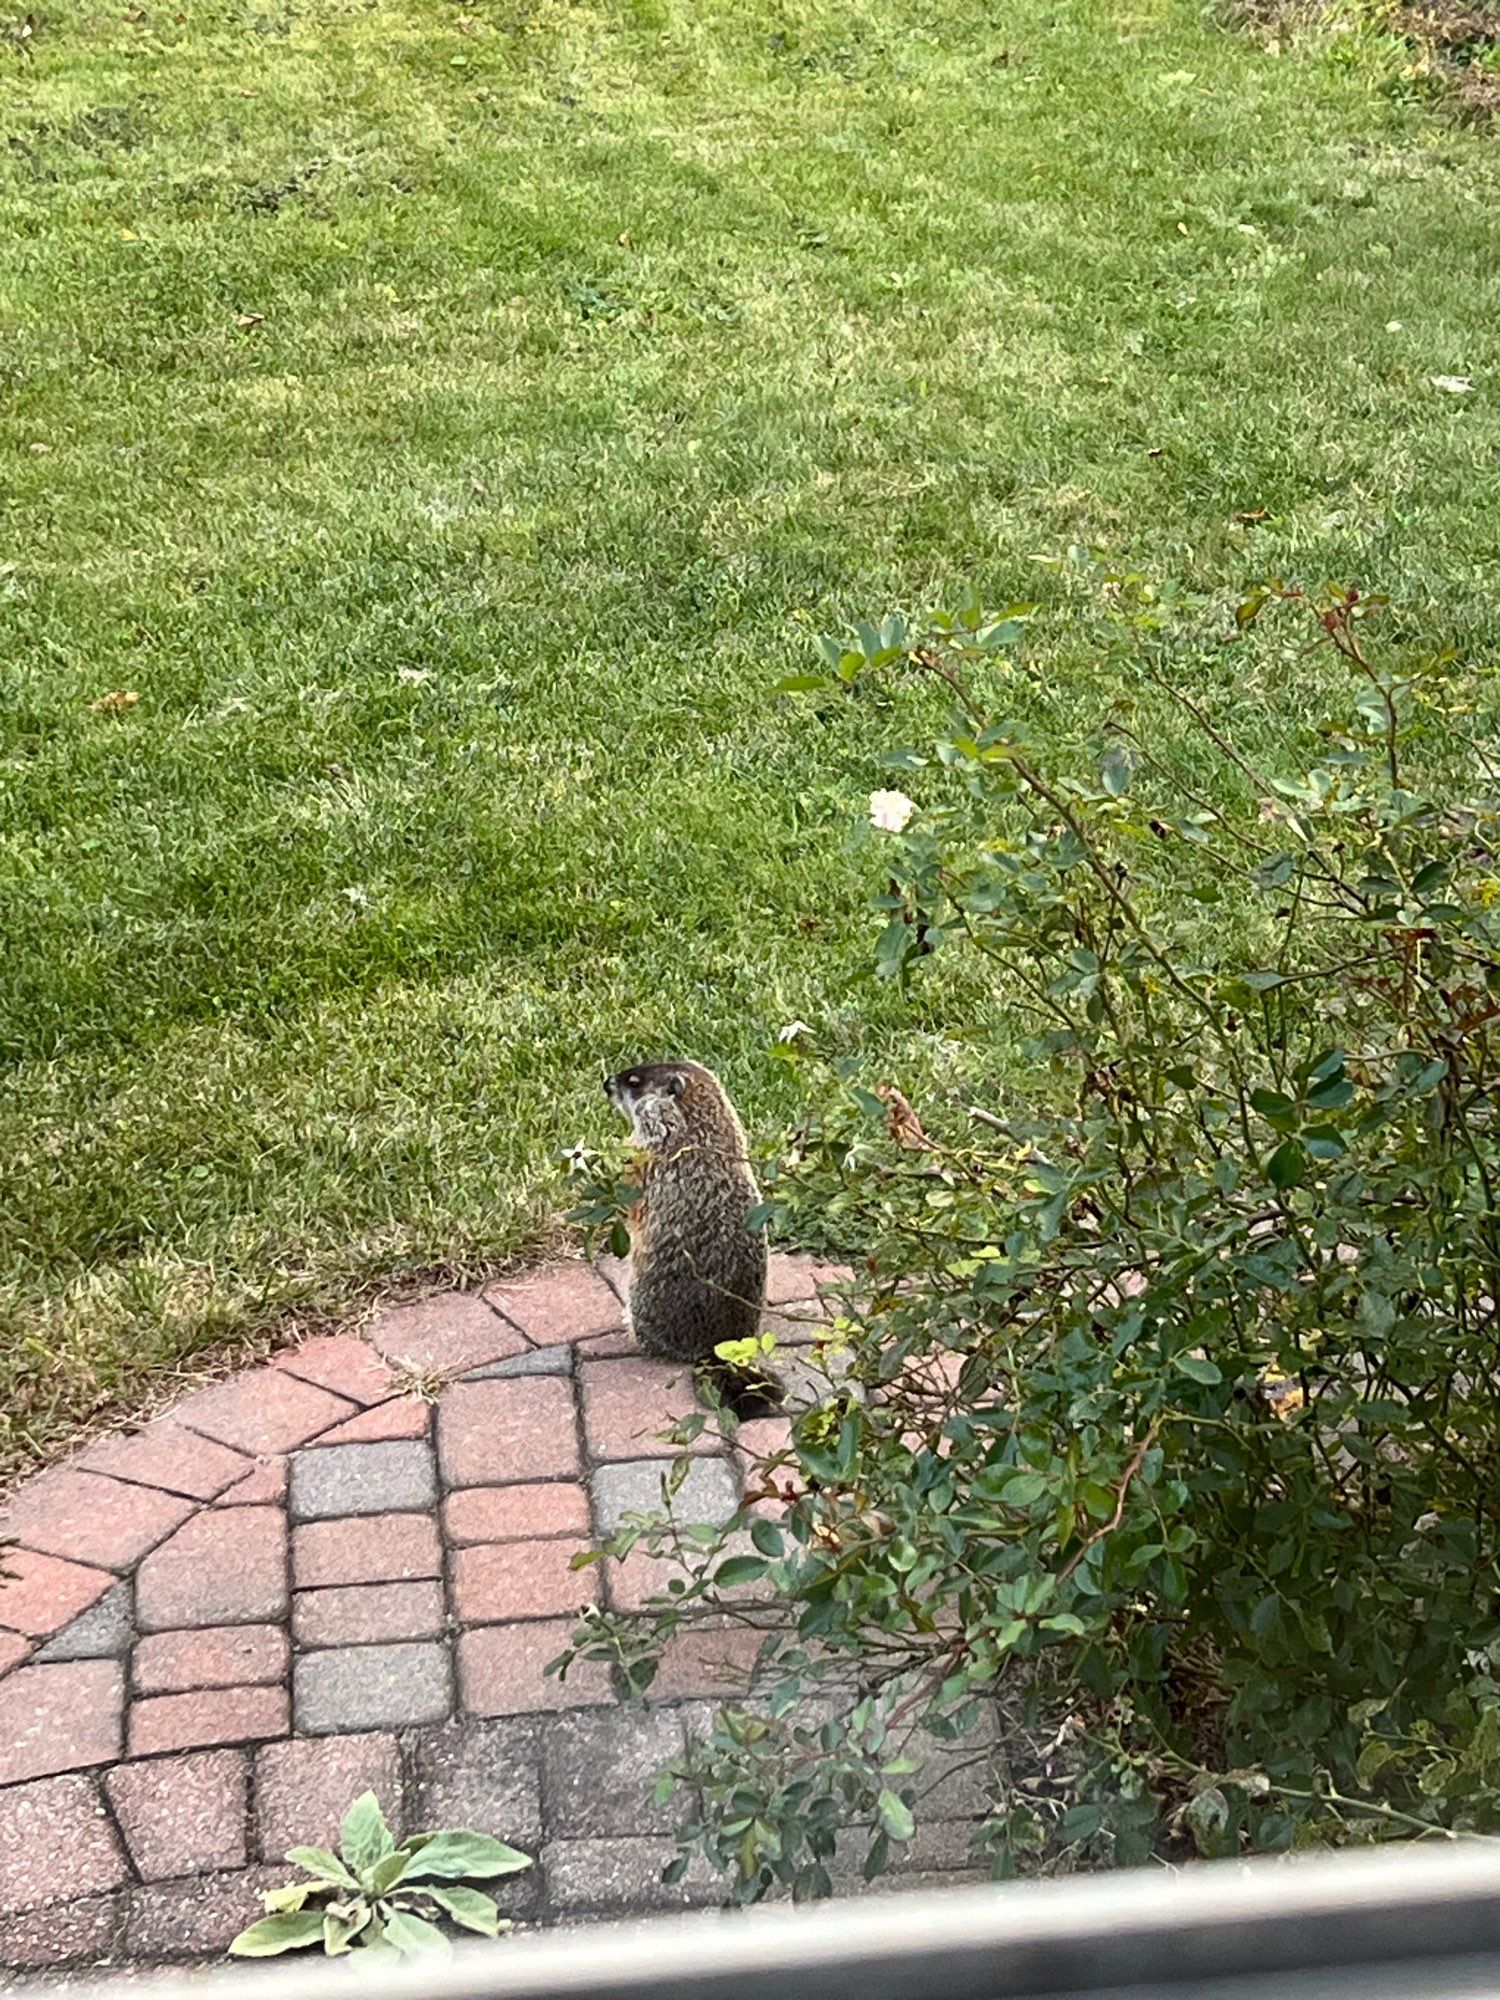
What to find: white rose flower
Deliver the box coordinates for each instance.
[869,789,916,834]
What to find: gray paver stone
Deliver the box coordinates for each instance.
[541,1705,688,1837]
[409,1718,544,1848]
[293,1642,452,1734]
[909,1701,1005,1819]
[591,1457,739,1536]
[462,1345,575,1380]
[544,1837,721,1915]
[288,1440,437,1522]
[34,1582,133,1662]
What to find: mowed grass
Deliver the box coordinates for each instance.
[1,0,1497,1480]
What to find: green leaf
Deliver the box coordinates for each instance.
[1041,1612,1088,1635]
[750,1517,784,1557]
[1306,1075,1354,1110]
[1356,1737,1400,1786]
[228,1911,327,1958]
[1059,1803,1104,1842]
[322,1905,370,1956]
[360,1912,398,1956]
[262,1882,314,1914]
[1250,1594,1282,1640]
[713,1554,770,1588]
[1267,1138,1308,1189]
[1301,1124,1346,1161]
[977,617,1025,651]
[876,1789,915,1841]
[1418,1757,1457,1798]
[339,1793,394,1878]
[998,1469,1049,1505]
[426,1886,502,1937]
[369,1850,411,1894]
[284,1846,359,1891]
[776,672,832,694]
[1249,1087,1295,1120]
[1100,745,1133,795]
[398,1830,534,1882]
[1252,853,1296,890]
[381,1906,451,1957]
[1175,1354,1222,1385]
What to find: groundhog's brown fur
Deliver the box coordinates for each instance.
[604,1060,767,1368]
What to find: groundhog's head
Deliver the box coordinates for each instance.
[604,1060,709,1150]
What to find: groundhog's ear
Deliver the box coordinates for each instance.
[665,1073,687,1098]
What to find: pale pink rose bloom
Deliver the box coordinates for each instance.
[869,789,916,833]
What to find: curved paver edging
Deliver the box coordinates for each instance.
[0,1255,994,1977]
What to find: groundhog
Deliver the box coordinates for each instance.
[604,1060,768,1371]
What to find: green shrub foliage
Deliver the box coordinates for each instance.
[564,573,1500,1893]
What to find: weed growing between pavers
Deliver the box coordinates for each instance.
[229,1790,532,1957]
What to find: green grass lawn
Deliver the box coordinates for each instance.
[2,0,1496,1481]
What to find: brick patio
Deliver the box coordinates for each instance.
[0,1256,994,1976]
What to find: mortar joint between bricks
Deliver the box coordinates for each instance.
[480,1292,537,1349]
[94,1763,145,1890]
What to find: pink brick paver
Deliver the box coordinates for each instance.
[0,1661,124,1785]
[135,1506,287,1632]
[171,1367,356,1457]
[292,1511,442,1588]
[765,1253,853,1305]
[105,1751,248,1880]
[438,1377,579,1487]
[458,1619,614,1715]
[123,1868,289,1961]
[0,1773,129,1915]
[442,1482,591,1546]
[0,1468,195,1572]
[254,1733,402,1859]
[319,1395,432,1444]
[451,1540,598,1624]
[79,1421,251,1500]
[133,1624,289,1695]
[218,1456,288,1506]
[603,1544,689,1615]
[650,1619,776,1698]
[292,1581,445,1648]
[0,1893,120,1970]
[0,1546,113,1638]
[580,1354,722,1460]
[273,1336,397,1406]
[485,1261,625,1345]
[368,1292,526,1375]
[0,1253,964,1978]
[128,1686,290,1757]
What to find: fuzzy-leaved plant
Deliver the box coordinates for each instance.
[228,1790,531,1958]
